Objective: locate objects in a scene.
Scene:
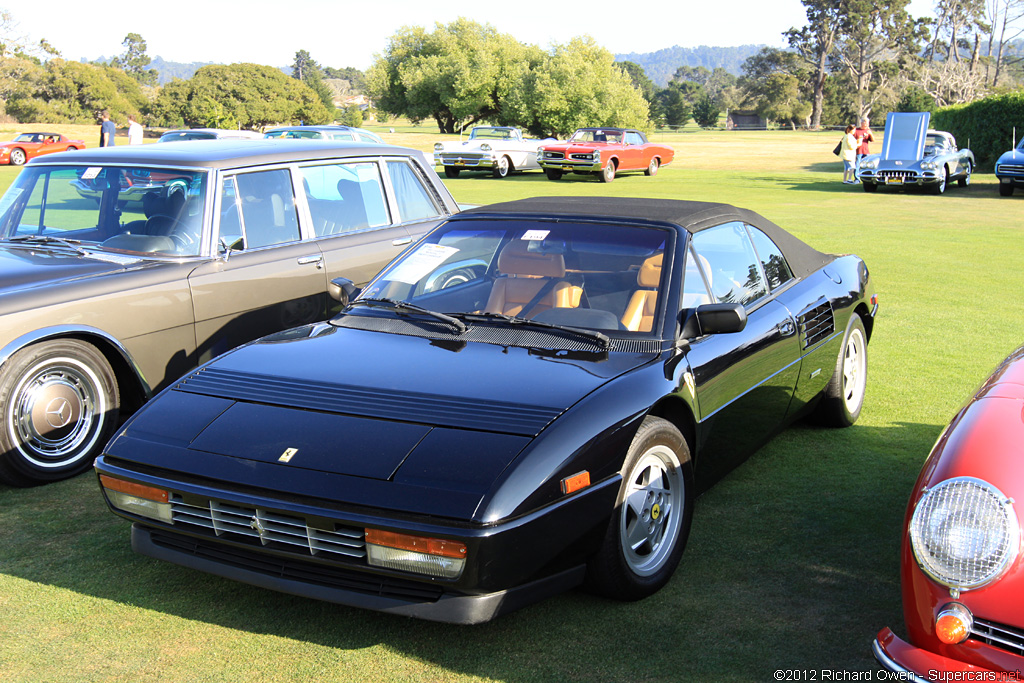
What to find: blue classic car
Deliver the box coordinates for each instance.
[857,112,974,194]
[994,133,1024,196]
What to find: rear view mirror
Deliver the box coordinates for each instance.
[684,303,747,337]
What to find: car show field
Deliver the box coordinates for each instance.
[0,125,1021,682]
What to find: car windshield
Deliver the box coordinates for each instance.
[569,129,623,144]
[159,131,217,142]
[924,134,949,155]
[0,165,209,257]
[470,128,511,140]
[266,130,323,139]
[14,134,41,143]
[355,218,671,337]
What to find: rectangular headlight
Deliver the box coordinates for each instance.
[365,528,466,579]
[99,475,173,524]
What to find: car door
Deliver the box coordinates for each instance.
[187,167,329,366]
[681,222,802,483]
[623,131,646,170]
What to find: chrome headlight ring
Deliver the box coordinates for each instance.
[910,477,1020,592]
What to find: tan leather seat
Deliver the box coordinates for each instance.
[485,241,581,317]
[620,253,663,332]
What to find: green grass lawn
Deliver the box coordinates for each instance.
[1,131,1021,682]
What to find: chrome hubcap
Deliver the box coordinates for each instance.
[9,357,106,467]
[620,446,683,576]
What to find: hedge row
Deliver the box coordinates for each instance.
[932,92,1024,170]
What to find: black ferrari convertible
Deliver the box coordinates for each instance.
[96,197,877,623]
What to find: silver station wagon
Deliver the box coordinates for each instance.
[0,139,458,486]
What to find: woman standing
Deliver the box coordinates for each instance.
[840,124,858,184]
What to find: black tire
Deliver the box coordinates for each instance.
[931,167,947,194]
[862,182,877,193]
[599,161,617,183]
[1000,183,1014,196]
[544,168,563,181]
[957,162,971,187]
[444,167,460,179]
[0,339,120,486]
[492,155,512,178]
[644,158,660,176]
[586,416,693,601]
[10,148,26,166]
[811,314,867,428]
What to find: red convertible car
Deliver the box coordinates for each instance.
[539,128,673,182]
[874,344,1024,676]
[0,133,86,166]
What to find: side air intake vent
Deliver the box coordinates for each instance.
[798,299,835,349]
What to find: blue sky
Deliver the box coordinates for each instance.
[13,0,938,71]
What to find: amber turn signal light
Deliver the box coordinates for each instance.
[560,471,591,494]
[935,603,973,645]
[99,474,169,503]
[364,528,466,559]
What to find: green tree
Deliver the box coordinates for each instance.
[654,86,691,128]
[112,33,157,86]
[368,18,541,133]
[339,104,363,127]
[509,37,650,136]
[5,58,145,124]
[739,48,813,127]
[692,93,721,127]
[785,0,846,129]
[150,63,331,129]
[292,50,335,111]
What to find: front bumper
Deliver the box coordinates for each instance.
[97,457,618,624]
[857,170,942,187]
[873,628,1014,681]
[539,157,602,173]
[434,153,497,169]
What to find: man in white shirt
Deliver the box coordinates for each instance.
[127,115,143,145]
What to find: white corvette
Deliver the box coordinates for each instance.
[433,127,553,179]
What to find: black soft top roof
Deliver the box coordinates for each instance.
[31,139,406,169]
[459,197,834,278]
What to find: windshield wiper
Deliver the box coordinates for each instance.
[6,235,88,255]
[346,298,467,334]
[455,311,611,349]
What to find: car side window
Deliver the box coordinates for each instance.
[746,225,793,290]
[232,169,300,249]
[297,162,390,237]
[385,160,442,223]
[625,132,644,145]
[691,222,767,306]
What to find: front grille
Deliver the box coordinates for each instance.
[439,153,485,162]
[543,151,565,160]
[148,529,443,602]
[972,618,1024,657]
[798,300,835,349]
[170,494,366,561]
[569,153,595,161]
[997,163,1024,175]
[878,170,916,180]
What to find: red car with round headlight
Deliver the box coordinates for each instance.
[874,344,1024,676]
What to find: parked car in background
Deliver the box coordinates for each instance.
[539,128,674,182]
[264,125,384,144]
[857,112,974,194]
[0,133,85,166]
[96,196,876,624]
[0,139,458,486]
[873,344,1024,677]
[158,129,264,142]
[994,134,1024,196]
[433,126,552,178]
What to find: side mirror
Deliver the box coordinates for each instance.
[329,277,360,307]
[680,303,747,338]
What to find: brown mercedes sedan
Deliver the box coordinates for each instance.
[0,139,459,485]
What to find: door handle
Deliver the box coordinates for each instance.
[297,254,323,269]
[778,319,796,336]
[392,237,412,247]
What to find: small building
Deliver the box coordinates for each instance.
[726,110,767,130]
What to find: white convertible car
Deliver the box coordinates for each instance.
[433,127,553,179]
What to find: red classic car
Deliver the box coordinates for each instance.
[874,344,1024,677]
[538,128,674,182]
[0,133,86,166]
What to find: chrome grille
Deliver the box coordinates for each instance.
[972,618,1024,657]
[569,153,595,161]
[878,170,915,180]
[543,151,565,160]
[997,163,1024,175]
[439,153,485,162]
[798,300,835,349]
[170,494,366,560]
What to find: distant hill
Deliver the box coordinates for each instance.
[615,45,766,86]
[151,56,217,84]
